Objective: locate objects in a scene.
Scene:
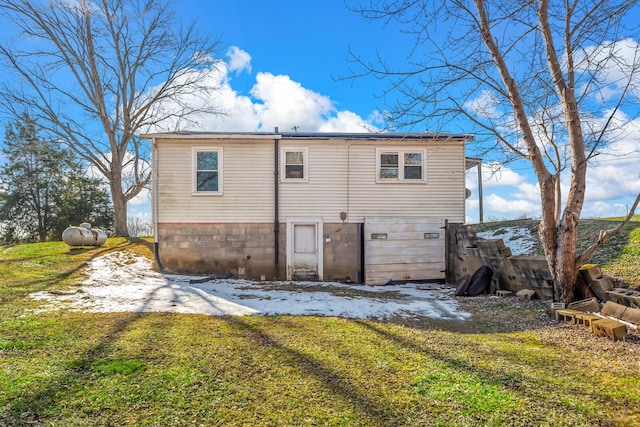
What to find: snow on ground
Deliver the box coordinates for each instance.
[476,226,537,256]
[30,251,471,321]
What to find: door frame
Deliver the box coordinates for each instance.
[285,217,324,280]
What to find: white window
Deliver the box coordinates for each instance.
[376,148,427,183]
[281,147,308,182]
[192,147,223,195]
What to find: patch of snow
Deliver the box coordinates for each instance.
[30,251,471,321]
[476,226,537,256]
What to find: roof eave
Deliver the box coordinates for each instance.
[141,131,474,142]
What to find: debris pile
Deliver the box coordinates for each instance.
[449,225,553,300]
[554,298,639,341]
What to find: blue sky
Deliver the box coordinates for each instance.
[2,0,639,225]
[178,1,399,118]
[128,0,637,225]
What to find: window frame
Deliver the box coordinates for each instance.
[192,146,223,195]
[375,147,427,183]
[281,147,309,182]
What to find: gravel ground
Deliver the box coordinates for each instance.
[410,294,640,355]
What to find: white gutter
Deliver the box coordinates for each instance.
[151,138,162,271]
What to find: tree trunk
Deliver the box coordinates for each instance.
[112,191,129,237]
[38,218,46,242]
[554,215,580,303]
[539,165,586,304]
[109,169,129,237]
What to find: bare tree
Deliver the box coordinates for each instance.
[0,0,223,236]
[348,0,640,302]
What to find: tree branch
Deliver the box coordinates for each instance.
[576,192,640,265]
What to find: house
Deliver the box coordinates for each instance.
[142,131,475,284]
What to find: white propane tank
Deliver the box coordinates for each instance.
[62,223,108,247]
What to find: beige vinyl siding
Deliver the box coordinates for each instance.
[279,139,466,223]
[278,141,348,222]
[156,137,466,224]
[156,139,275,223]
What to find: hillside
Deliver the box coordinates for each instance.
[471,217,640,287]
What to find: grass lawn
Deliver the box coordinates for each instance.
[1,231,640,426]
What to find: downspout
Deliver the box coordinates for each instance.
[349,144,365,283]
[477,163,484,224]
[444,219,450,282]
[347,144,351,220]
[274,127,280,278]
[359,223,365,284]
[152,138,163,271]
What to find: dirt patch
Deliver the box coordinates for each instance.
[378,296,555,333]
[387,294,640,355]
[454,296,559,332]
[239,282,406,299]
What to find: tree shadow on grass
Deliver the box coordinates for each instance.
[352,319,629,425]
[0,312,145,426]
[221,316,405,426]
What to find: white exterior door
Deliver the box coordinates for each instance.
[286,218,323,280]
[294,224,316,269]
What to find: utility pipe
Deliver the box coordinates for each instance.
[274,127,280,277]
[152,139,163,271]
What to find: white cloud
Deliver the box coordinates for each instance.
[463,90,501,119]
[580,201,632,218]
[130,46,386,221]
[576,38,640,100]
[462,36,640,222]
[466,199,479,210]
[464,108,640,222]
[579,114,640,206]
[139,45,640,223]
[226,46,252,74]
[86,151,151,207]
[144,48,382,133]
[198,82,261,131]
[483,166,524,188]
[585,162,640,200]
[465,163,524,192]
[485,193,540,216]
[128,187,151,207]
[127,205,152,222]
[317,111,379,132]
[249,72,334,131]
[514,182,540,202]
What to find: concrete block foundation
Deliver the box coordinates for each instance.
[157,222,362,281]
[158,223,281,278]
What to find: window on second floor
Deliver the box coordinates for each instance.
[282,147,308,182]
[376,148,427,183]
[193,147,223,195]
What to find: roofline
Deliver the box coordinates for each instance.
[141,131,281,140]
[140,131,475,142]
